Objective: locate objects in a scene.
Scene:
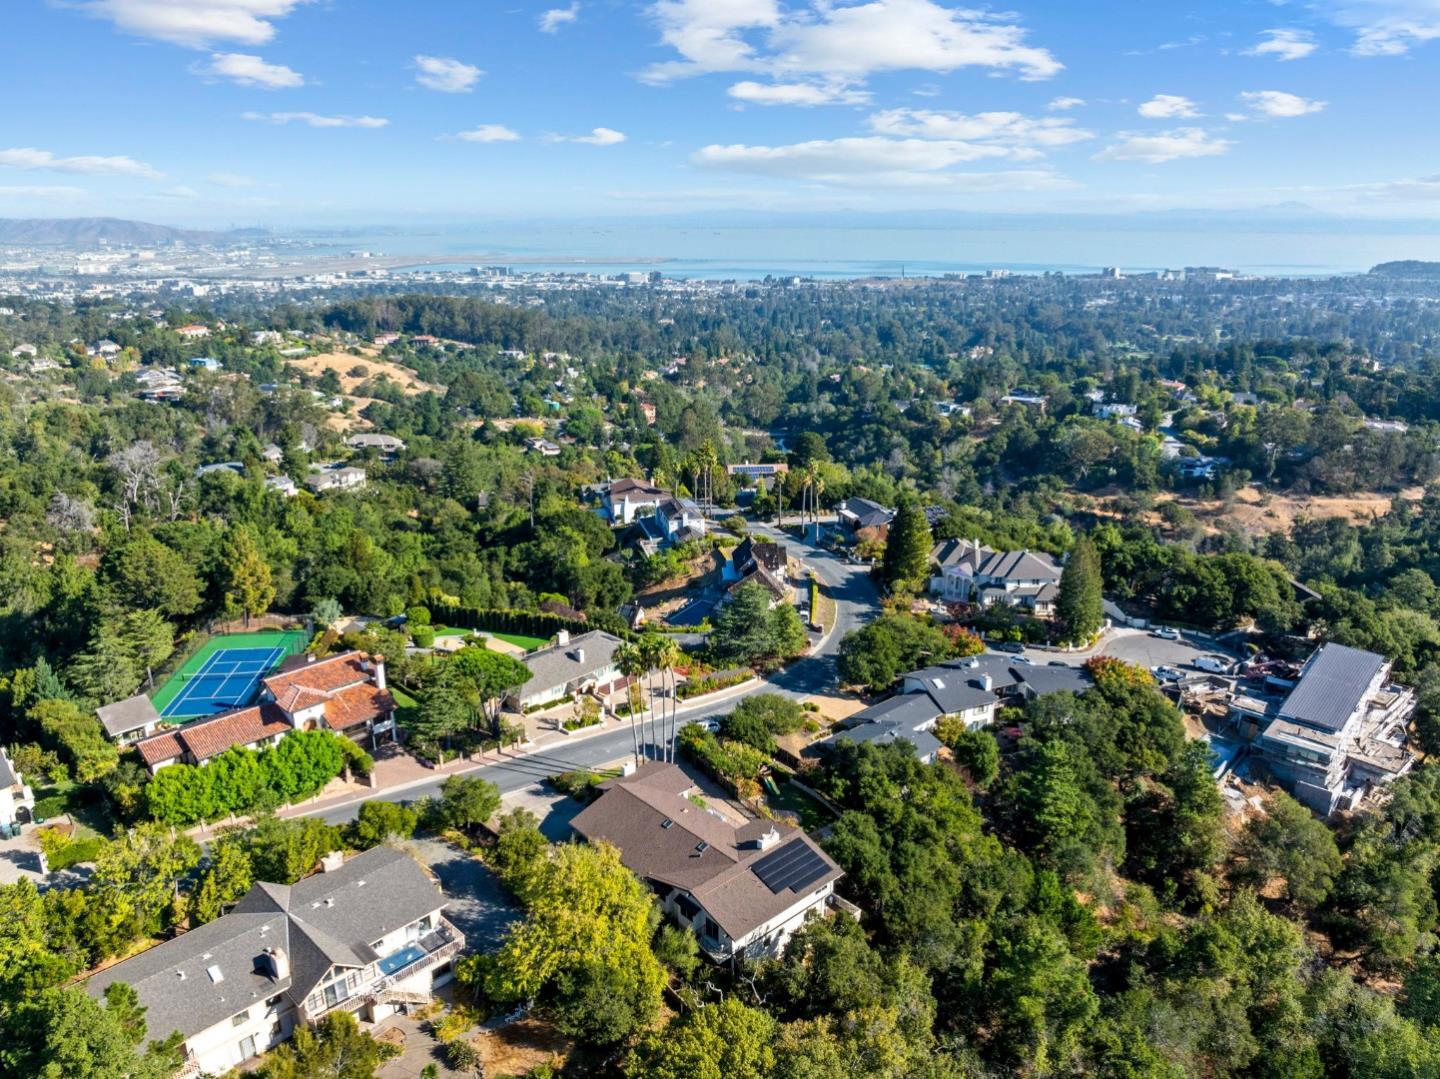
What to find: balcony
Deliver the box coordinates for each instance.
[298,916,464,1026]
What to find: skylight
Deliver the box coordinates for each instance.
[207,965,224,984]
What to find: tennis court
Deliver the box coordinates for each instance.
[152,630,310,720]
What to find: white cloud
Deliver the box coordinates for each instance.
[0,147,163,179]
[727,80,870,105]
[1318,0,1440,55]
[453,124,522,142]
[200,51,303,87]
[539,2,580,32]
[1239,90,1327,117]
[1095,128,1232,163]
[552,127,627,145]
[1137,94,1199,119]
[414,55,483,92]
[1245,29,1318,61]
[642,0,1060,85]
[1048,96,1085,110]
[692,135,1076,188]
[866,108,1092,155]
[73,0,311,48]
[158,185,200,198]
[208,171,262,186]
[242,111,388,127]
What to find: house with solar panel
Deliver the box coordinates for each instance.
[571,762,845,964]
[1248,642,1417,816]
[85,846,461,1078]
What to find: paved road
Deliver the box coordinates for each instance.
[303,526,879,827]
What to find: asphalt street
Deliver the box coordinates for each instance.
[302,524,880,827]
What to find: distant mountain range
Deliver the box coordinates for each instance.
[0,217,251,246]
[1370,260,1440,278]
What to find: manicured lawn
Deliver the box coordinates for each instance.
[484,631,548,651]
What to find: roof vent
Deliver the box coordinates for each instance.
[694,841,710,854]
[661,818,675,829]
[930,678,944,690]
[325,898,335,907]
[176,971,186,981]
[757,827,781,851]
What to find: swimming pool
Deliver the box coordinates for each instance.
[377,945,427,976]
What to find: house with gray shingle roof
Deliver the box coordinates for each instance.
[929,538,1063,616]
[514,629,624,710]
[86,846,461,1077]
[571,762,844,964]
[96,693,162,744]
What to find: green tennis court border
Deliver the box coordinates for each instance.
[150,629,311,719]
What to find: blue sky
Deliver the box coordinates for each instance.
[3,0,1440,227]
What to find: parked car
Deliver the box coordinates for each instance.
[991,641,1026,654]
[1152,626,1182,641]
[1153,665,1185,683]
[1192,655,1233,674]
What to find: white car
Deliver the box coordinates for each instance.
[1192,654,1232,674]
[1153,627,1182,641]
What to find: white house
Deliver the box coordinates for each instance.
[305,466,367,493]
[131,652,395,774]
[572,763,845,964]
[602,478,669,525]
[0,747,35,829]
[86,846,462,1078]
[515,630,624,710]
[929,538,1063,616]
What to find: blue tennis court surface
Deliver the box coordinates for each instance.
[159,645,284,719]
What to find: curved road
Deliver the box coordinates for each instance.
[303,524,879,826]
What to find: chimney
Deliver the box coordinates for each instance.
[574,647,585,664]
[319,850,344,873]
[979,673,993,692]
[372,657,386,691]
[757,827,781,851]
[557,630,571,647]
[262,947,290,981]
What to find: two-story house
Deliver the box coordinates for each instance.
[131,652,396,774]
[722,537,793,606]
[86,846,462,1078]
[929,538,1063,616]
[637,496,707,547]
[1250,643,1417,816]
[572,763,844,965]
[0,747,35,830]
[602,478,670,525]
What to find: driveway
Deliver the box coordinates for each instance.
[1101,628,1229,671]
[402,837,520,952]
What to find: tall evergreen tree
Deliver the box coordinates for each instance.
[1057,537,1103,642]
[881,498,933,592]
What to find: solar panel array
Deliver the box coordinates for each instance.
[752,841,830,894]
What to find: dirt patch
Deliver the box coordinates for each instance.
[287,346,442,396]
[475,1018,570,1075]
[1092,484,1423,538]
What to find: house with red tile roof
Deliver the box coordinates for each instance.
[132,652,396,774]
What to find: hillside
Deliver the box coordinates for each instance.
[1368,259,1440,278]
[0,217,219,246]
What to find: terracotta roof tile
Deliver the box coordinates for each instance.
[324,684,394,731]
[262,652,370,700]
[177,704,293,762]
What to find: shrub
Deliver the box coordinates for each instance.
[412,627,436,649]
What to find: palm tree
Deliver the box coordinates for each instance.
[652,637,684,762]
[638,633,669,760]
[616,642,646,766]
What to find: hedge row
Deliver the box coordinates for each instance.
[428,602,592,641]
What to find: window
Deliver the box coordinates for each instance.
[232,1009,250,1027]
[238,1034,257,1059]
